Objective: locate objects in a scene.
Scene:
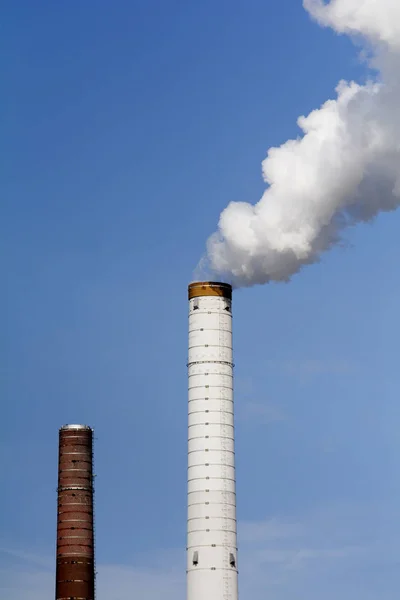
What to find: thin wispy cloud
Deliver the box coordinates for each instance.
[239,517,303,543]
[237,401,287,425]
[0,558,183,600]
[265,358,357,382]
[0,547,52,569]
[2,503,398,600]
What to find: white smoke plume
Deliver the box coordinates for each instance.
[203,0,400,287]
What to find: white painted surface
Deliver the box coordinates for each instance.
[187,293,238,600]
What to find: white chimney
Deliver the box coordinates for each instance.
[187,281,238,600]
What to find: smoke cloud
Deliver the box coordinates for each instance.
[203,0,400,287]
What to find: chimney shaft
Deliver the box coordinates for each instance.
[56,424,95,600]
[187,282,238,600]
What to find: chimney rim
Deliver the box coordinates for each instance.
[188,281,232,300]
[60,424,92,431]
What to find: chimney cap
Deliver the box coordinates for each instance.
[188,281,232,300]
[60,424,92,431]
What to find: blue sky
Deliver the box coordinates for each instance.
[2,1,400,598]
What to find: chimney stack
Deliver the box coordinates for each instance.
[187,282,238,600]
[56,424,95,600]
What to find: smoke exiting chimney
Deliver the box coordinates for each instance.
[203,0,400,288]
[187,282,238,600]
[56,424,95,600]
